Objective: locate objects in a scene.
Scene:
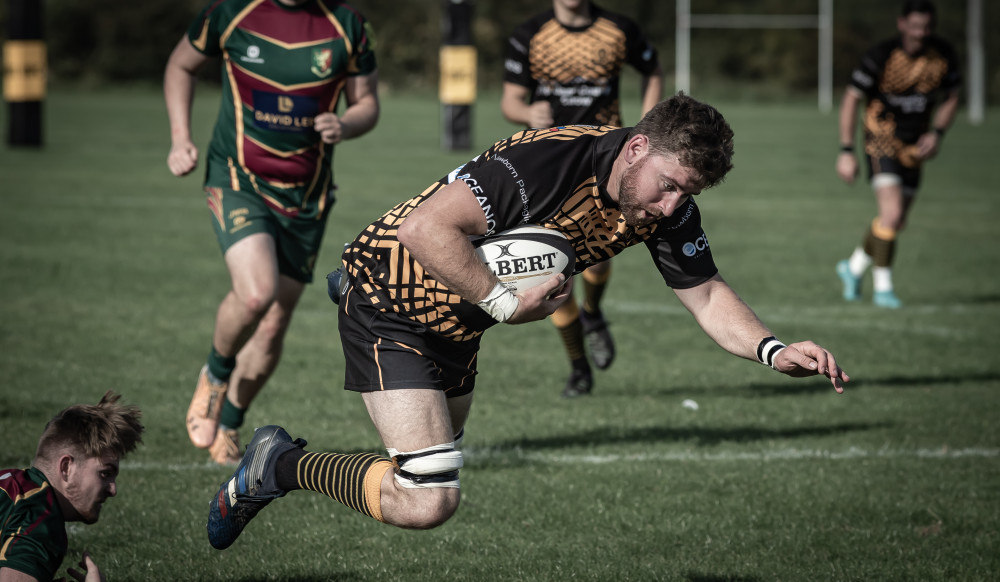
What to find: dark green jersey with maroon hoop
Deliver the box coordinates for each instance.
[0,467,67,581]
[188,0,376,219]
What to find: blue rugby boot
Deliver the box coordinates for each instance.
[836,260,862,302]
[873,290,902,309]
[207,425,306,550]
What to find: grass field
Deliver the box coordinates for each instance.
[1,87,998,581]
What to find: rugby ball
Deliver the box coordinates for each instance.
[471,225,575,294]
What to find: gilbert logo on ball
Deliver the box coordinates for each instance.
[472,225,575,294]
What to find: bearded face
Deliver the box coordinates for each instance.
[617,155,653,227]
[615,152,702,227]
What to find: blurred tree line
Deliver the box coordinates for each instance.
[2,0,997,102]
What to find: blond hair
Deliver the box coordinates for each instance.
[35,391,144,463]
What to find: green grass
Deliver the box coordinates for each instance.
[1,87,998,581]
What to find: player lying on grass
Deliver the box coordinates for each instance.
[204,93,849,550]
[1,392,144,582]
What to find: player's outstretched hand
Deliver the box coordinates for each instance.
[167,140,199,177]
[62,552,105,582]
[773,341,849,393]
[508,274,573,324]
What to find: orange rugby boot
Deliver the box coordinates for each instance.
[209,427,242,466]
[186,365,227,448]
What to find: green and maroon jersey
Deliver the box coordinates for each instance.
[343,125,717,341]
[188,0,376,219]
[1,467,67,581]
[503,4,659,127]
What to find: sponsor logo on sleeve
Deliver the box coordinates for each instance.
[681,233,709,257]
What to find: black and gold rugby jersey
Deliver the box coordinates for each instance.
[503,5,659,127]
[849,35,960,163]
[342,125,718,342]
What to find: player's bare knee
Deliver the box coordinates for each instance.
[392,487,460,529]
[238,289,276,318]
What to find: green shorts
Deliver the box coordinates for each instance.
[205,186,333,283]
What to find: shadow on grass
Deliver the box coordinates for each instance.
[645,370,1000,398]
[311,420,888,459]
[685,574,761,582]
[484,420,889,453]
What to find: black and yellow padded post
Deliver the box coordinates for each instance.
[4,0,46,147]
[440,0,475,151]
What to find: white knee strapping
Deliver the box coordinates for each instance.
[872,173,902,191]
[387,442,463,489]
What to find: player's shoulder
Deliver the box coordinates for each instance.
[869,36,903,58]
[924,35,958,59]
[590,4,643,33]
[202,0,254,17]
[653,198,703,233]
[511,9,556,37]
[319,0,369,23]
[507,125,621,150]
[1,468,53,510]
[1,468,36,495]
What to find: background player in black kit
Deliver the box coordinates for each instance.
[205,94,848,550]
[835,0,960,309]
[501,0,663,397]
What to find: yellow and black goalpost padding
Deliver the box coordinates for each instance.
[4,0,46,147]
[440,0,475,151]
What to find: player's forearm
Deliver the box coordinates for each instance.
[163,39,205,145]
[675,275,774,362]
[932,92,960,133]
[639,68,664,117]
[398,218,496,303]
[838,89,861,147]
[163,74,195,144]
[500,96,532,127]
[396,181,494,303]
[338,94,380,140]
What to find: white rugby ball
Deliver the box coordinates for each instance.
[472,225,575,294]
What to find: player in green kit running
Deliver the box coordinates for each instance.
[1,392,143,582]
[164,0,379,465]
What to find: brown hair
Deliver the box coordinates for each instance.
[34,391,144,462]
[629,93,735,190]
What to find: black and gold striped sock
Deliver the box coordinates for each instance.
[581,266,611,315]
[285,451,393,522]
[863,219,897,268]
[552,300,586,362]
[557,318,587,362]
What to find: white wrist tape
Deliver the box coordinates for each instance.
[756,336,787,370]
[477,282,519,323]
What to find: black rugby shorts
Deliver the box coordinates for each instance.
[338,283,480,397]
